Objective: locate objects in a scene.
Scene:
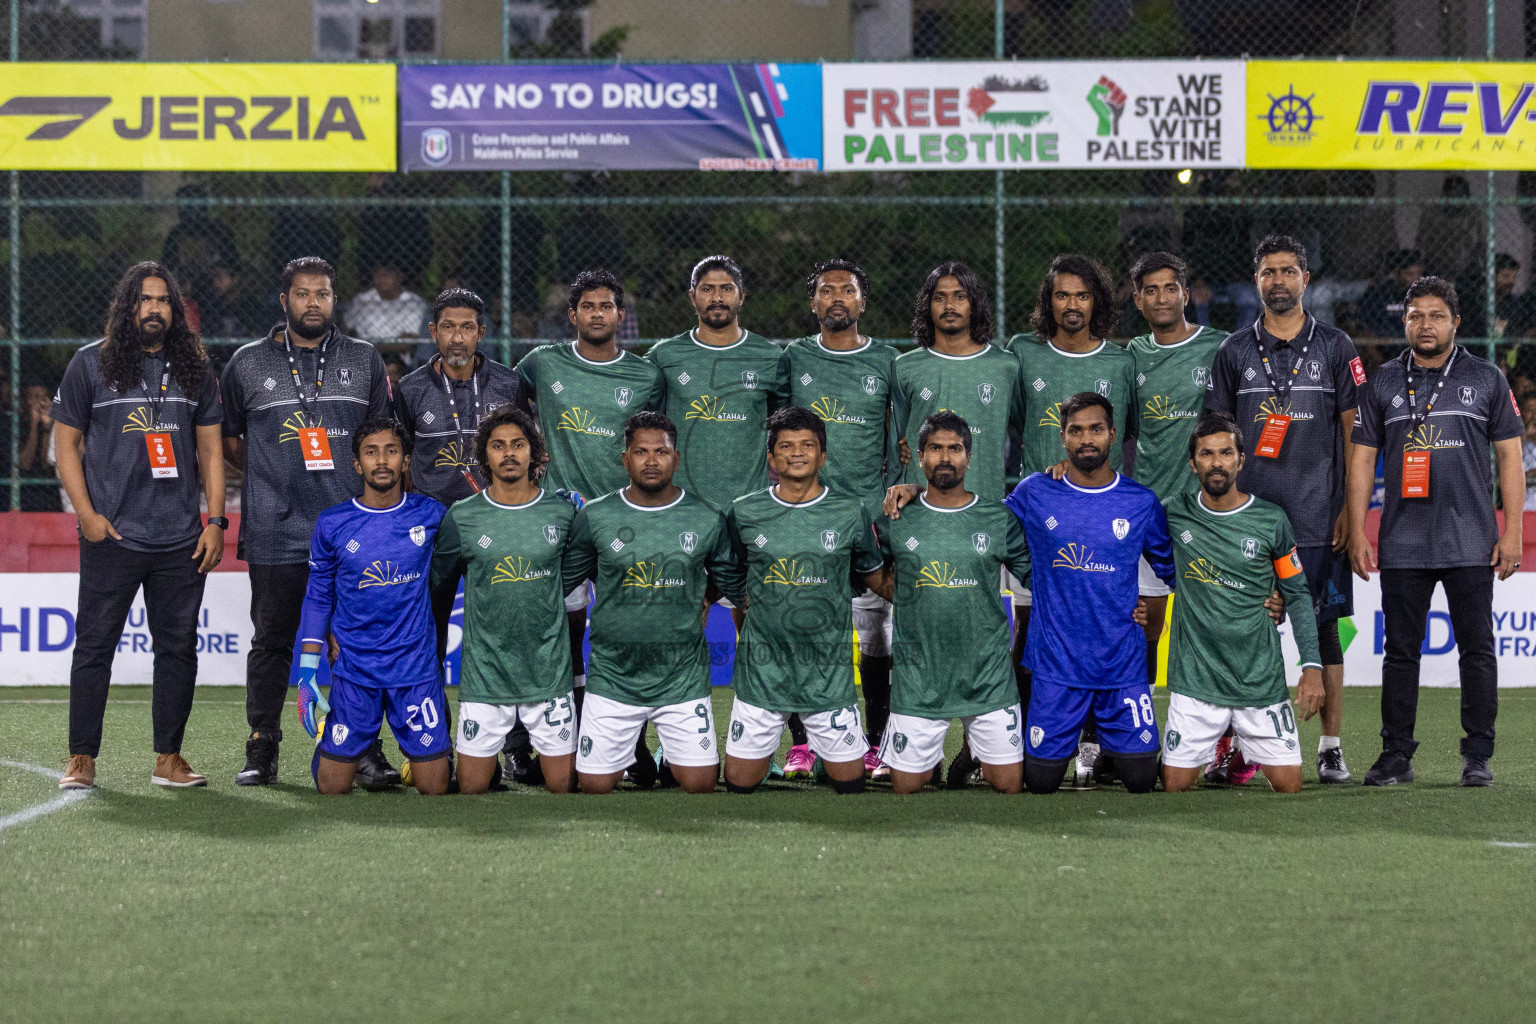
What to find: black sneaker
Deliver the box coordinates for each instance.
[354,739,402,791]
[235,733,279,786]
[1363,752,1415,786]
[946,746,978,789]
[1460,755,1493,787]
[1203,747,1232,787]
[507,749,543,787]
[1317,746,1352,784]
[629,748,658,790]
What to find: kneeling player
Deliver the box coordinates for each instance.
[297,419,451,796]
[564,412,737,794]
[431,405,582,794]
[871,412,1032,794]
[1160,413,1325,794]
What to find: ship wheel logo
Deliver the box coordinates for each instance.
[1259,85,1321,142]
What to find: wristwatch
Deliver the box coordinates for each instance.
[207,516,230,529]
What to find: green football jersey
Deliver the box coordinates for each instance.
[646,329,786,511]
[776,336,898,510]
[724,486,883,714]
[1010,337,1138,477]
[1128,326,1228,502]
[430,490,576,705]
[1164,491,1322,708]
[878,495,1032,719]
[515,341,665,501]
[563,488,735,706]
[891,345,1022,501]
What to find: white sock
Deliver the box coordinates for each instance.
[1319,735,1341,753]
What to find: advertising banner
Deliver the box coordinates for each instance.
[399,63,821,172]
[822,60,1244,171]
[0,63,396,171]
[1248,60,1536,170]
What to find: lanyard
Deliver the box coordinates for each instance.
[439,358,482,456]
[1251,316,1317,410]
[1404,345,1457,435]
[282,330,327,420]
[141,354,171,430]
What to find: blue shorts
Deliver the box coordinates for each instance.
[317,677,451,764]
[1298,544,1354,622]
[1025,678,1161,762]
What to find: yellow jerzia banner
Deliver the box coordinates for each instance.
[1249,60,1536,170]
[0,63,396,171]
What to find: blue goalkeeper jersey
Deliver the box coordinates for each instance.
[298,491,444,689]
[1004,472,1174,691]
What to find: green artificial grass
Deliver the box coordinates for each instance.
[2,686,1533,1024]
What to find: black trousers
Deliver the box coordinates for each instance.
[246,561,310,739]
[1380,565,1497,759]
[69,538,207,757]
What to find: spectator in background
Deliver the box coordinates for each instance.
[1302,270,1371,329]
[383,356,407,390]
[198,263,264,339]
[18,382,61,511]
[1185,275,1215,326]
[1416,175,1481,280]
[160,182,238,294]
[345,259,430,342]
[1492,254,1534,339]
[356,173,432,298]
[1522,392,1536,511]
[1356,249,1423,338]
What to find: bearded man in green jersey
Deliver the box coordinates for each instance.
[565,412,737,795]
[1162,412,1326,794]
[721,407,886,794]
[867,412,1032,794]
[431,405,583,794]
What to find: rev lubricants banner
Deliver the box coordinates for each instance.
[1248,61,1536,170]
[822,60,1245,170]
[0,63,396,171]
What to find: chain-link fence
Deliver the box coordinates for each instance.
[5,0,1536,509]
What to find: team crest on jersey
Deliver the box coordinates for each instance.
[1459,385,1476,406]
[731,721,743,742]
[972,532,990,554]
[580,736,593,757]
[544,524,560,545]
[462,719,479,740]
[1192,366,1210,387]
[614,387,633,408]
[863,375,879,395]
[331,722,350,745]
[1112,518,1130,540]
[679,531,698,553]
[1166,730,1181,750]
[410,525,427,546]
[821,529,840,552]
[977,383,995,405]
[1095,379,1112,397]
[892,732,908,754]
[1029,725,1044,748]
[1305,360,1319,382]
[339,367,352,386]
[1241,537,1259,559]
[741,370,759,390]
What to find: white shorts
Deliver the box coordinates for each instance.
[564,581,592,613]
[878,705,1024,773]
[456,695,578,759]
[1162,691,1303,769]
[1138,556,1172,598]
[1005,567,1030,607]
[725,697,866,764]
[575,691,718,774]
[851,591,893,657]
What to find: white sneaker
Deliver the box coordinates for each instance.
[1070,742,1100,790]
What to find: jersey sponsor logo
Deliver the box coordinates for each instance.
[1179,530,1193,543]
[1112,518,1130,540]
[679,531,698,553]
[1142,395,1197,421]
[764,558,828,586]
[1192,366,1210,387]
[1350,357,1367,386]
[278,411,345,443]
[863,375,880,395]
[919,387,934,401]
[1029,725,1044,748]
[359,560,423,589]
[677,372,691,386]
[543,524,560,545]
[421,410,435,425]
[809,396,868,426]
[1241,536,1259,559]
[799,373,813,386]
[1184,557,1247,590]
[1039,402,1063,428]
[1053,543,1116,573]
[1254,397,1314,422]
[492,555,553,584]
[1307,359,1321,382]
[1459,385,1476,406]
[551,381,565,394]
[622,561,686,588]
[477,534,492,549]
[1244,367,1257,382]
[821,529,840,552]
[916,561,980,589]
[1406,424,1464,450]
[1031,378,1046,392]
[346,539,360,553]
[609,537,625,552]
[409,525,427,546]
[263,377,277,391]
[121,406,179,433]
[1095,379,1112,397]
[741,370,759,390]
[1136,372,1146,386]
[558,407,617,437]
[338,367,352,386]
[434,440,471,468]
[1139,729,1153,744]
[1391,394,1405,408]
[978,382,996,404]
[614,387,634,408]
[972,532,990,554]
[685,395,748,422]
[904,536,919,550]
[1045,515,1059,530]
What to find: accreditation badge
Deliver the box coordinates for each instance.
[1402,450,1431,499]
[298,427,335,471]
[145,432,178,478]
[1255,413,1291,458]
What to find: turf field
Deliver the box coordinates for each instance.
[2,685,1533,1024]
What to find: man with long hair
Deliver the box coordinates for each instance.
[55,262,226,790]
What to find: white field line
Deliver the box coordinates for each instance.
[0,758,90,832]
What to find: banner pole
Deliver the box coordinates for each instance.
[994,0,1005,338]
[9,0,19,512]
[500,1,513,363]
[1484,0,1496,362]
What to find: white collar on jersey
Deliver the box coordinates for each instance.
[1047,340,1107,358]
[619,487,687,511]
[350,495,409,514]
[815,336,871,356]
[482,489,545,511]
[918,492,978,513]
[925,345,990,361]
[1196,492,1255,516]
[770,484,828,508]
[569,340,626,366]
[689,327,747,350]
[1152,325,1204,349]
[1061,472,1121,494]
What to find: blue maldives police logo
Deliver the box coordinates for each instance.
[422,128,452,167]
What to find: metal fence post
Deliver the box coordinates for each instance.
[1483,0,1496,362]
[9,0,19,512]
[993,0,1005,337]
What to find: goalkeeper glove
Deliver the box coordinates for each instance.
[294,652,329,739]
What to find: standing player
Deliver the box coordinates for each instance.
[223,257,396,788]
[1205,235,1362,784]
[564,412,737,795]
[297,418,450,796]
[871,412,1032,794]
[720,407,885,794]
[1162,412,1325,793]
[517,269,665,778]
[777,258,899,774]
[431,405,580,795]
[1005,393,1174,795]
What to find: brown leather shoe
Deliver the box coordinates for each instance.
[152,752,207,788]
[60,754,95,790]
